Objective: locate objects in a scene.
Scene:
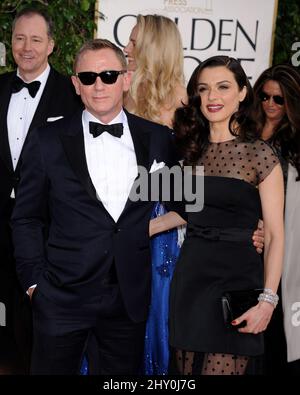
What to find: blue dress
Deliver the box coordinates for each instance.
[81,202,183,376]
[143,202,182,375]
[80,356,88,375]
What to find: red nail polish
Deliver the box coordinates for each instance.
[231,320,236,325]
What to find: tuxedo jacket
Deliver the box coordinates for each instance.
[0,67,82,216]
[0,66,82,271]
[11,110,184,323]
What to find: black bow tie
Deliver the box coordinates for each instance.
[12,75,41,98]
[89,121,123,138]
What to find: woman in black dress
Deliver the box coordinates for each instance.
[150,56,284,375]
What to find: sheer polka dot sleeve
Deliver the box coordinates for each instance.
[198,138,280,187]
[254,140,280,184]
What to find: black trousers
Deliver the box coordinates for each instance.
[30,284,146,375]
[0,197,32,373]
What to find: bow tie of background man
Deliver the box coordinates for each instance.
[12,75,41,98]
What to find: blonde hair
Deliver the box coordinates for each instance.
[129,14,185,124]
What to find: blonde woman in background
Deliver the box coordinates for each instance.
[124,14,186,127]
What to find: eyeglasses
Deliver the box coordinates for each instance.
[259,92,284,106]
[76,70,127,85]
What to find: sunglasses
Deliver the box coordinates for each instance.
[76,70,127,85]
[259,92,284,106]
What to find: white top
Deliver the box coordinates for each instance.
[282,164,300,362]
[7,64,50,199]
[7,64,50,170]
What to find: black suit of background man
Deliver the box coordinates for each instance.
[0,8,82,373]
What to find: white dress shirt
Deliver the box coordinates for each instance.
[82,109,138,222]
[7,64,50,171]
[10,66,51,293]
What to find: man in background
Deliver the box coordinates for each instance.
[0,7,82,373]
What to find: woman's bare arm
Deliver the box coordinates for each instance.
[149,211,186,237]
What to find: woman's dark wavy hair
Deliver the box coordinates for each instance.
[253,64,300,180]
[173,56,257,166]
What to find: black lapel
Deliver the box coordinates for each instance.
[0,72,15,173]
[28,67,56,133]
[14,68,58,175]
[62,110,151,221]
[125,109,150,170]
[119,110,150,217]
[59,111,99,203]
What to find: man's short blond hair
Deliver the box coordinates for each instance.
[74,39,127,72]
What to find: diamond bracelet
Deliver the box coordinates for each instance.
[257,290,279,308]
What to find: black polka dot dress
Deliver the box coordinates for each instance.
[169,138,280,356]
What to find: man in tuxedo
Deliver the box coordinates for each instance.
[11,38,184,375]
[0,8,81,372]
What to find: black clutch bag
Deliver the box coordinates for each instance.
[221,288,263,329]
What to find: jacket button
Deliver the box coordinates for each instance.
[114,228,121,233]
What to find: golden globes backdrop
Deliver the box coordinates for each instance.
[96,0,278,84]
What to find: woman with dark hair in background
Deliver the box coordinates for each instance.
[253,64,300,375]
[150,56,284,375]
